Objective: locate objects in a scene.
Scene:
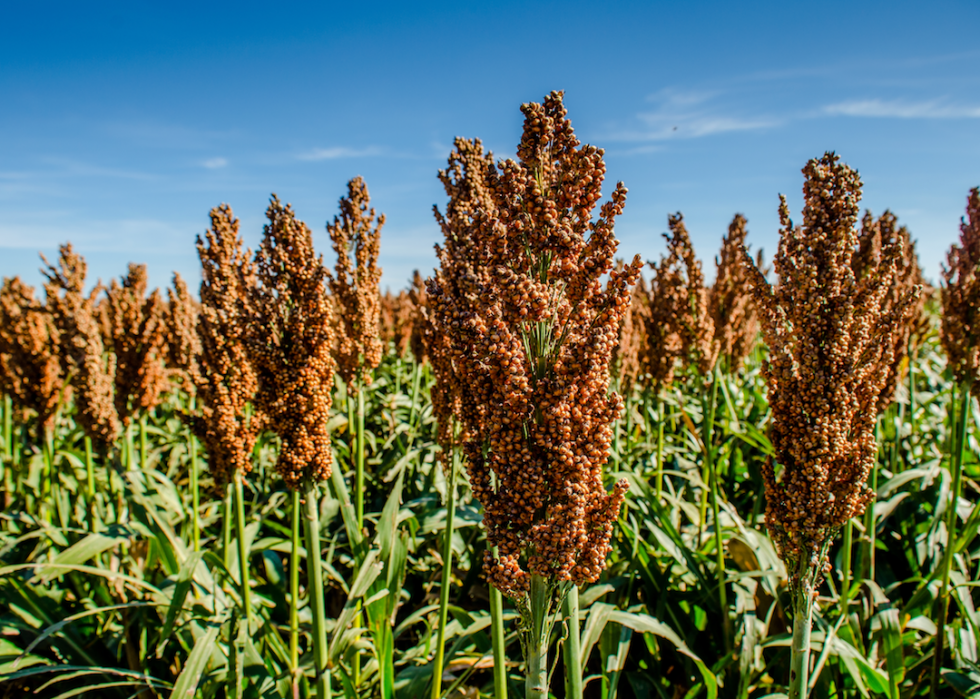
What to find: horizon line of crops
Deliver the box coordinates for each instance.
[0,90,978,699]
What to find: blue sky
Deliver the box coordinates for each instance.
[2,1,978,294]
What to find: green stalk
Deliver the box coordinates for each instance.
[139,413,148,470]
[907,338,916,446]
[406,361,423,451]
[234,469,252,629]
[352,382,366,690]
[788,559,817,699]
[223,483,233,572]
[860,420,881,582]
[189,428,200,552]
[490,578,508,699]
[840,521,852,606]
[526,575,551,699]
[2,394,10,458]
[2,394,11,509]
[290,488,301,697]
[303,484,332,699]
[930,380,972,698]
[430,448,458,699]
[356,386,366,531]
[42,427,56,525]
[84,435,95,501]
[654,391,665,499]
[125,421,134,470]
[704,368,730,652]
[562,585,583,699]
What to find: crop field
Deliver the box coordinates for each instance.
[0,92,978,699]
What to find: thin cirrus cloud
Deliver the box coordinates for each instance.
[201,157,228,169]
[823,98,980,119]
[296,145,386,161]
[606,88,781,142]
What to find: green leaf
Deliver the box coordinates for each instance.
[45,525,134,569]
[157,551,204,656]
[168,623,220,698]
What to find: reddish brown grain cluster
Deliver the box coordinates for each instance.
[102,264,167,425]
[741,152,919,580]
[0,277,64,436]
[194,205,262,486]
[165,272,201,391]
[247,196,336,490]
[327,177,384,389]
[42,245,119,449]
[940,188,980,396]
[611,264,647,391]
[425,138,495,469]
[709,214,760,372]
[408,270,428,365]
[379,288,414,357]
[854,210,926,409]
[640,214,716,389]
[427,91,640,598]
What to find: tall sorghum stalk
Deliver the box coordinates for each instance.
[0,278,64,442]
[933,187,980,694]
[428,92,640,698]
[741,153,918,699]
[641,215,715,500]
[422,137,496,699]
[3,394,12,508]
[42,244,119,472]
[194,205,263,634]
[327,176,384,532]
[326,178,383,692]
[289,488,302,695]
[0,276,65,521]
[164,272,202,544]
[246,196,336,698]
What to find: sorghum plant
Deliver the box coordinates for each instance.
[642,214,716,501]
[327,176,384,388]
[102,264,167,428]
[245,195,336,697]
[932,187,980,695]
[940,188,980,397]
[428,91,641,699]
[854,210,926,411]
[611,263,647,392]
[709,213,760,374]
[194,205,262,487]
[164,271,202,548]
[42,245,119,504]
[0,277,64,438]
[326,176,384,532]
[408,270,427,366]
[0,276,64,517]
[380,286,417,359]
[641,213,716,388]
[740,152,918,699]
[41,244,119,453]
[164,272,201,392]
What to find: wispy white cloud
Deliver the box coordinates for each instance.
[606,88,780,142]
[202,157,228,169]
[296,146,385,161]
[823,98,980,119]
